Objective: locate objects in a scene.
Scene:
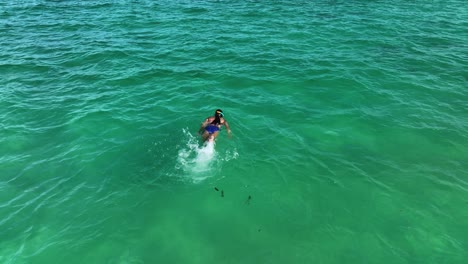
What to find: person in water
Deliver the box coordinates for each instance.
[199,109,232,142]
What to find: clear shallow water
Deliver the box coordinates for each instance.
[1,0,467,263]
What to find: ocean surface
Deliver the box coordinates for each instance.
[1,0,467,263]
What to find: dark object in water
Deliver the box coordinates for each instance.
[245,195,252,205]
[214,187,219,191]
[221,190,224,197]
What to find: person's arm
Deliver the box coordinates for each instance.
[224,120,232,137]
[198,118,209,134]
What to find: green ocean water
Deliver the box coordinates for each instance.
[1,0,467,263]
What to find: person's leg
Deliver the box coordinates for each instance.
[209,131,219,141]
[202,131,211,141]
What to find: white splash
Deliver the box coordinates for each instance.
[177,129,217,182]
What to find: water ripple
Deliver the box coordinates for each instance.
[1,0,467,263]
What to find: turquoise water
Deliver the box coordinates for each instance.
[1,0,467,263]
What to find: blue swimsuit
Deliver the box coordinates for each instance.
[205,124,220,134]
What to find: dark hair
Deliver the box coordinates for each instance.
[211,109,223,125]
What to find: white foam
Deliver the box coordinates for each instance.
[177,129,217,183]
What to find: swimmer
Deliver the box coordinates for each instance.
[198,109,232,142]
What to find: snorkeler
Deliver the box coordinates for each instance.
[198,109,232,142]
